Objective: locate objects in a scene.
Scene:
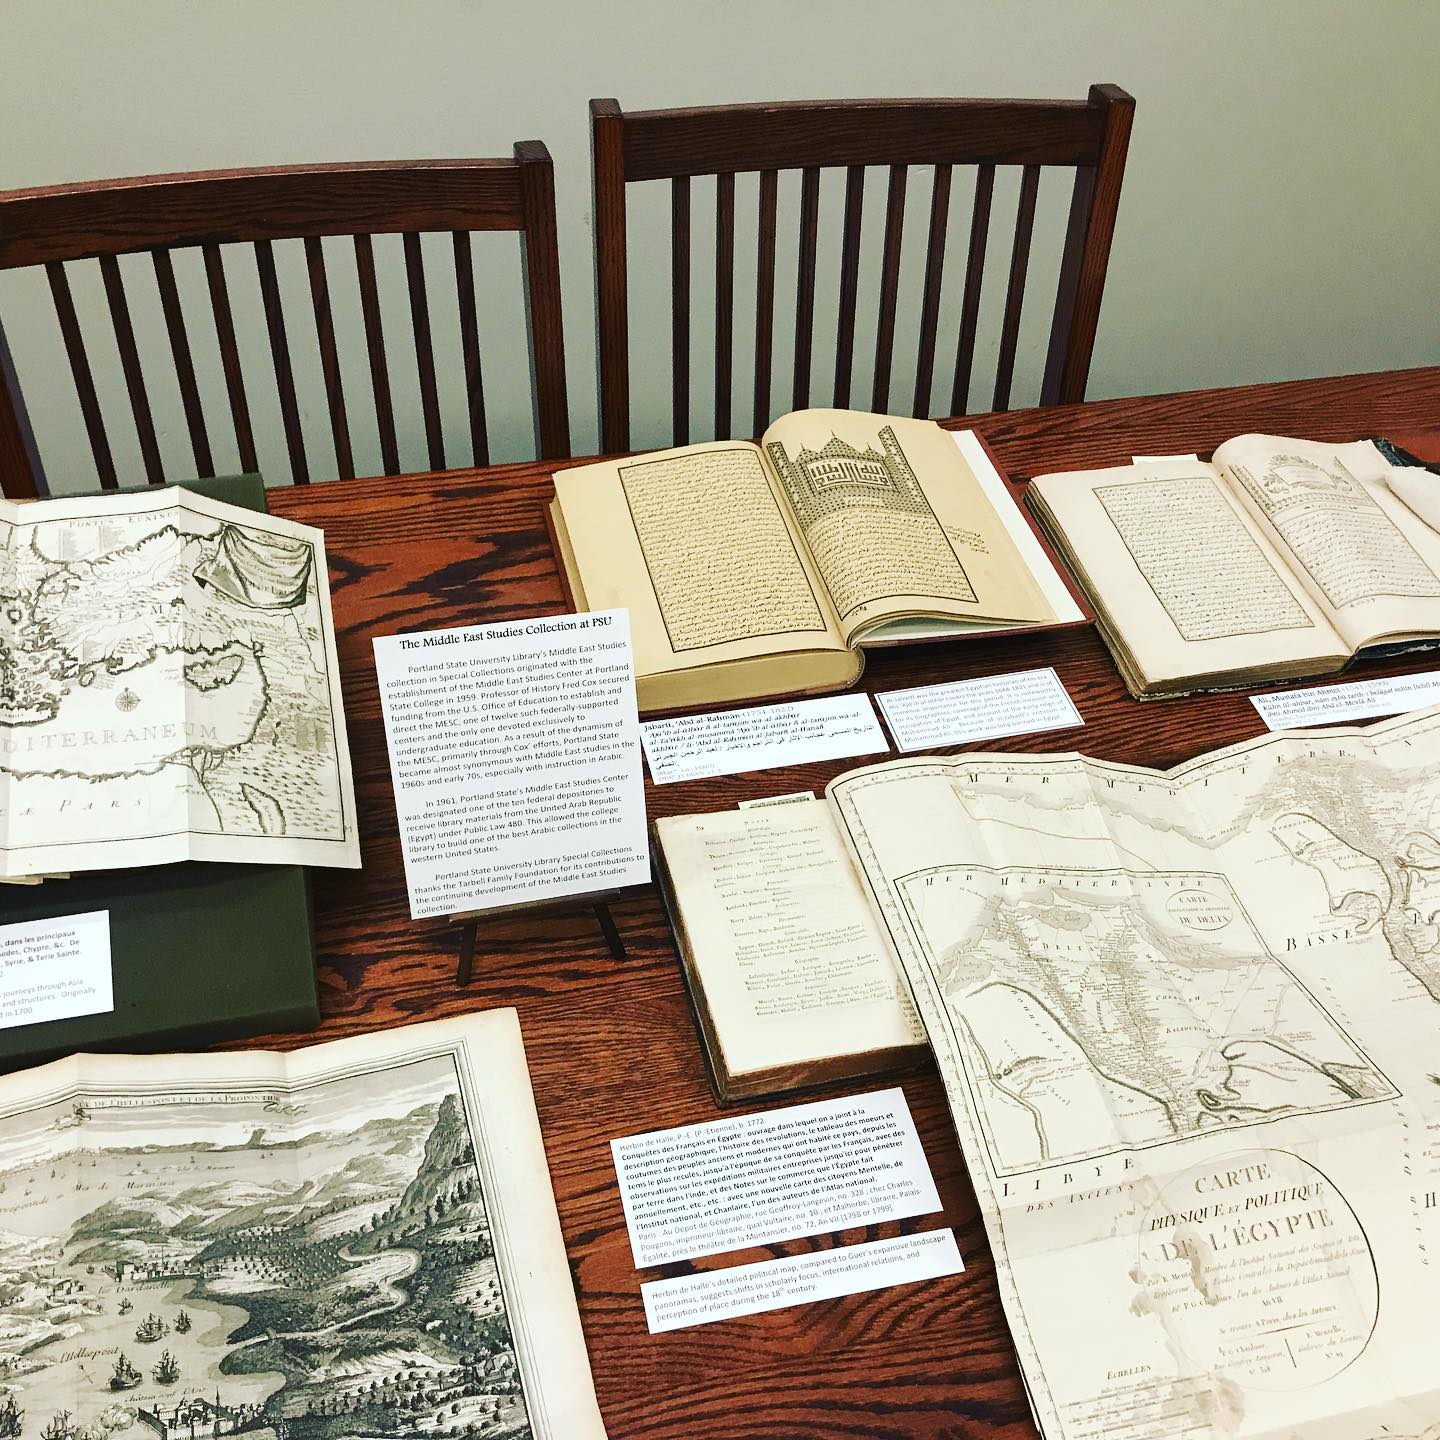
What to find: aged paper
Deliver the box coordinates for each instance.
[1029,459,1347,692]
[1215,434,1440,651]
[0,487,358,877]
[828,709,1440,1439]
[551,442,845,677]
[762,410,1054,639]
[654,800,923,1085]
[0,1010,607,1439]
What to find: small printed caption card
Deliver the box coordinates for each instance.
[1251,670,1440,730]
[641,694,887,785]
[877,667,1083,752]
[373,610,650,919]
[611,1087,940,1268]
[641,1229,963,1333]
[0,911,113,1030]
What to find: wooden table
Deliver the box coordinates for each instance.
[267,367,1440,1440]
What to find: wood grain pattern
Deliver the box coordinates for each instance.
[262,367,1440,1440]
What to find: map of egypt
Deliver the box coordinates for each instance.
[0,490,356,874]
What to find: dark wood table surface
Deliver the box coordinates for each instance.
[265,367,1440,1440]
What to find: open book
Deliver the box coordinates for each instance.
[550,410,1086,712]
[1027,433,1440,697]
[0,1010,607,1437]
[660,708,1440,1436]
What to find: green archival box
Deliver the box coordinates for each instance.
[0,472,322,1069]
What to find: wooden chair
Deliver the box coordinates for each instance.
[0,145,571,498]
[591,88,1134,453]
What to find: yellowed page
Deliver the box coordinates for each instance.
[1214,433,1440,651]
[759,409,1054,640]
[0,1010,607,1438]
[552,442,847,682]
[1029,459,1346,691]
[826,709,1440,1439]
[656,801,923,1086]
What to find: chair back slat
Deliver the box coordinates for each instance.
[871,164,909,413]
[913,164,952,418]
[752,169,778,436]
[46,261,118,489]
[992,164,1040,412]
[513,140,571,461]
[593,89,1133,443]
[714,172,735,440]
[303,236,355,481]
[352,233,400,475]
[452,231,489,468]
[950,163,995,415]
[151,249,214,477]
[402,232,445,472]
[0,318,43,495]
[833,165,866,408]
[792,166,821,412]
[1,146,570,495]
[95,256,164,486]
[97,255,164,485]
[202,242,259,474]
[1042,82,1135,405]
[670,177,691,445]
[254,239,309,483]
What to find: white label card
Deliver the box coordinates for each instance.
[641,694,887,785]
[373,610,650,919]
[641,1229,963,1333]
[0,911,112,1030]
[1251,670,1440,730]
[876,666,1083,753]
[737,790,817,809]
[611,1087,940,1268]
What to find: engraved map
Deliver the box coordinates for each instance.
[0,492,356,875]
[898,866,1391,1176]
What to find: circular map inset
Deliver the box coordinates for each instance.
[1135,1148,1376,1391]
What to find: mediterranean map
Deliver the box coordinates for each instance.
[0,489,357,877]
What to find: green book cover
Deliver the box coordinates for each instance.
[0,473,321,1068]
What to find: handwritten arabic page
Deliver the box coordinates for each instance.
[0,487,358,877]
[0,1010,607,1438]
[828,710,1440,1439]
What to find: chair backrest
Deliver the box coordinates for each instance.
[591,88,1134,453]
[0,144,571,498]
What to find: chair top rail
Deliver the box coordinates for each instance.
[0,155,542,268]
[598,95,1125,182]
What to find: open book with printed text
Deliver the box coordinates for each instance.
[1027,433,1440,697]
[550,410,1087,712]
